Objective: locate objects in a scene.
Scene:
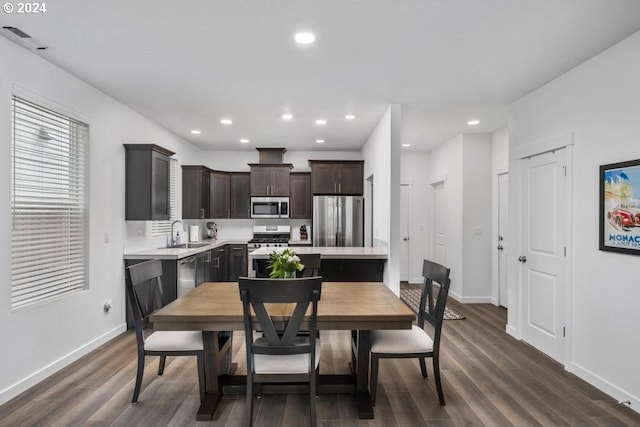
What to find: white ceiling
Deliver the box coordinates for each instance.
[3,1,640,152]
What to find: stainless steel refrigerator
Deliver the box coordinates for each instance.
[313,196,364,246]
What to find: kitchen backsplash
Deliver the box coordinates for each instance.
[124,218,312,251]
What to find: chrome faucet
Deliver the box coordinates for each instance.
[170,220,184,246]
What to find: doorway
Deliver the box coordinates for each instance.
[498,173,509,307]
[520,148,569,363]
[433,181,446,266]
[400,184,411,281]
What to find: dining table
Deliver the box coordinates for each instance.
[150,281,415,421]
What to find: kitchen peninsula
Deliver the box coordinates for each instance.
[249,246,387,281]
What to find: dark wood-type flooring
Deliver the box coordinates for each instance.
[1,300,639,426]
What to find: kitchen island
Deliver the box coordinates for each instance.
[249,246,387,281]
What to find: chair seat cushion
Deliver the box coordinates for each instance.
[254,340,321,374]
[144,331,204,352]
[370,325,434,354]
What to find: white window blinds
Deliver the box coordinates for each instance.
[151,157,177,236]
[11,96,90,310]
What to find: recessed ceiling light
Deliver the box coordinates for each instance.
[315,139,325,144]
[315,119,327,125]
[294,32,316,45]
[220,118,233,125]
[402,143,411,148]
[239,138,250,144]
[345,114,356,120]
[282,113,293,121]
[190,130,201,135]
[467,120,480,125]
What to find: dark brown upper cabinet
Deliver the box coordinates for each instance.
[124,144,175,220]
[249,164,292,196]
[229,173,251,218]
[309,160,364,195]
[182,165,211,219]
[290,172,311,219]
[210,171,230,219]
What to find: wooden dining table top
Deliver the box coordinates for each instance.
[151,281,415,331]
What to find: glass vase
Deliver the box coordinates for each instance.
[284,271,296,279]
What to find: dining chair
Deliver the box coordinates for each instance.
[239,276,323,427]
[369,259,451,406]
[297,253,321,277]
[125,259,205,404]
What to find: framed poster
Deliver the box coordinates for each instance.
[600,159,640,254]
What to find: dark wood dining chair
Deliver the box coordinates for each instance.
[238,276,322,427]
[297,253,321,277]
[125,259,205,403]
[369,259,451,406]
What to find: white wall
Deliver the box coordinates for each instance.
[462,134,493,301]
[491,127,509,304]
[192,149,363,172]
[508,30,640,410]
[400,151,431,283]
[362,105,402,294]
[0,36,202,404]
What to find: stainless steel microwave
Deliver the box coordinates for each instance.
[251,197,289,219]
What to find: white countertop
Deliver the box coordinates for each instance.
[288,239,312,245]
[249,246,388,259]
[124,238,249,260]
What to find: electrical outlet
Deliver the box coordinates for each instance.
[104,232,110,243]
[137,228,144,237]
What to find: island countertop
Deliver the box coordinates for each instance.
[249,246,388,259]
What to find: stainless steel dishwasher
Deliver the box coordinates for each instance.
[178,256,196,297]
[178,251,211,297]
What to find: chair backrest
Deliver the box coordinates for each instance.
[125,260,165,345]
[417,260,451,346]
[297,253,321,277]
[238,277,322,366]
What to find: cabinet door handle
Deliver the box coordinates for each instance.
[338,182,341,193]
[227,208,230,218]
[200,208,204,218]
[334,182,337,192]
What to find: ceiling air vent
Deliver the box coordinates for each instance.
[2,26,48,51]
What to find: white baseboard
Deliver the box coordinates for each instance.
[568,362,640,415]
[506,324,519,339]
[448,290,493,304]
[0,323,127,405]
[449,290,463,303]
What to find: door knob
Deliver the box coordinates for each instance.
[518,256,527,263]
[403,237,409,241]
[497,245,503,251]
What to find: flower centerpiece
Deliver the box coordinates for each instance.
[268,248,305,279]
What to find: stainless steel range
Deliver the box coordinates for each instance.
[248,225,290,249]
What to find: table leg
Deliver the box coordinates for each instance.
[197,331,222,421]
[355,330,374,419]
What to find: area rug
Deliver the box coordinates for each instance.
[400,284,465,320]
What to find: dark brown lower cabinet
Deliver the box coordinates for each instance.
[252,258,384,281]
[228,244,248,280]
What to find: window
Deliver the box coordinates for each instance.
[151,157,177,236]
[11,96,89,310]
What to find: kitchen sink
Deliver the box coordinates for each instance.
[160,242,211,249]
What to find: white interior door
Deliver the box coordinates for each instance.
[400,185,410,281]
[433,182,446,266]
[498,173,509,307]
[521,149,566,363]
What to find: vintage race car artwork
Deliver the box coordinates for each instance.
[607,201,640,230]
[600,159,640,254]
